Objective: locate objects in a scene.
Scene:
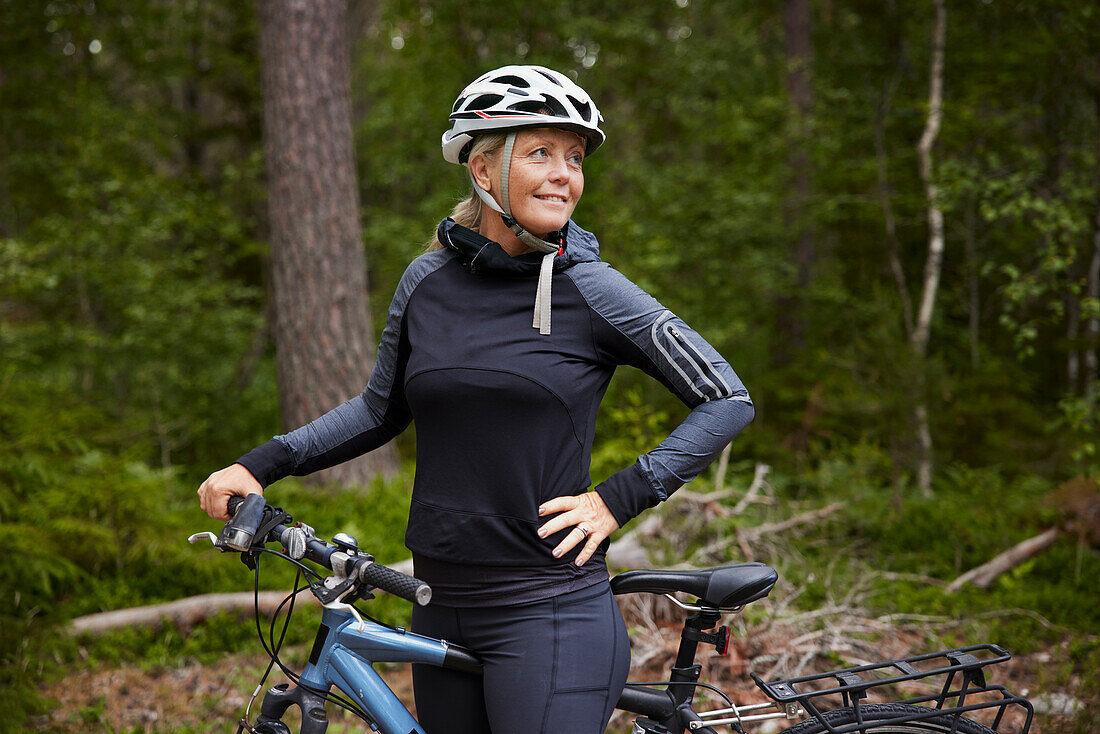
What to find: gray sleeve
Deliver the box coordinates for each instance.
[236,250,453,486]
[565,263,754,526]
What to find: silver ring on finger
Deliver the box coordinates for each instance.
[577,523,591,538]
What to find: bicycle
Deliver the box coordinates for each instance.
[189,494,1035,734]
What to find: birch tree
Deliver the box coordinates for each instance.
[911,0,947,496]
[1084,94,1100,404]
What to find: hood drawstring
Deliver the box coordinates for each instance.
[470,132,559,335]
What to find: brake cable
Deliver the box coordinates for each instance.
[241,546,377,729]
[242,565,305,727]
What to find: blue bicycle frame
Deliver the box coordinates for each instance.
[258,606,467,734]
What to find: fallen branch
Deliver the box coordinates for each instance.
[945,527,1062,593]
[69,591,321,636]
[678,460,771,511]
[732,463,771,516]
[738,502,843,542]
[690,500,841,564]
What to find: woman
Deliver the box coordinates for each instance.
[198,65,753,734]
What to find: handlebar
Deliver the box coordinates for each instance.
[222,495,432,606]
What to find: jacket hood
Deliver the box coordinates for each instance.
[437,218,602,276]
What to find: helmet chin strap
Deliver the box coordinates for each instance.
[469,131,559,335]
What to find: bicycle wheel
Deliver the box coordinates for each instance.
[783,702,996,734]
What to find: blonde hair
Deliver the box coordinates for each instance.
[426,133,508,251]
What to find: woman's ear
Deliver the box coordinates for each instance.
[468,152,493,193]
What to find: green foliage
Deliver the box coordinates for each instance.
[3,0,1100,729]
[1056,393,1100,474]
[0,373,417,722]
[1,0,274,477]
[0,376,175,719]
[819,465,1100,649]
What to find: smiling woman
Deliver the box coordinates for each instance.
[469,128,586,252]
[200,64,754,734]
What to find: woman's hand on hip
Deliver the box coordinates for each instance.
[198,463,263,521]
[537,492,620,567]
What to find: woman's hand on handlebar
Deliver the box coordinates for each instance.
[198,463,263,521]
[536,492,619,567]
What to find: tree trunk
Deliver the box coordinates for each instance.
[258,0,397,485]
[1086,205,1100,403]
[965,201,980,368]
[1068,292,1080,390]
[912,0,947,497]
[778,0,814,356]
[1085,94,1100,404]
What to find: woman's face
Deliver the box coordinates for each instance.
[472,128,586,241]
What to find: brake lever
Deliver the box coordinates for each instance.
[188,531,236,554]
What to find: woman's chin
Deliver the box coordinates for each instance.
[523,216,570,239]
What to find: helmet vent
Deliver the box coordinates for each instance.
[465,93,504,111]
[509,96,568,117]
[492,74,531,87]
[567,95,592,122]
[535,69,564,86]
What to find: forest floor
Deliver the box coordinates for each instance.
[32,598,1087,734]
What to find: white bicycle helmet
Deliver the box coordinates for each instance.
[441,66,605,336]
[442,65,605,165]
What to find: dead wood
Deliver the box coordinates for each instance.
[731,462,771,516]
[945,527,1062,593]
[738,502,843,542]
[68,591,321,636]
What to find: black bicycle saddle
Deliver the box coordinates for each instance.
[610,563,778,609]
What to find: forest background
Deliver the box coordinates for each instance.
[1,0,1098,732]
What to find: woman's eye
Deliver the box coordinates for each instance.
[532,147,549,157]
[570,153,584,166]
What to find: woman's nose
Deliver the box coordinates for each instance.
[547,155,571,183]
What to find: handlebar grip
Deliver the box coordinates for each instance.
[227,495,245,515]
[223,493,267,551]
[359,561,432,606]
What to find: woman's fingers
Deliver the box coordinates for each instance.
[537,492,620,566]
[573,532,604,567]
[197,464,262,521]
[537,495,577,518]
[549,525,591,559]
[536,496,582,538]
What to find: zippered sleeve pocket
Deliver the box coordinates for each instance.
[650,310,742,404]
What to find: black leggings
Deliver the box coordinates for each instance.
[410,584,631,734]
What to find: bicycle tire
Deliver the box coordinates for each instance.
[783,702,996,734]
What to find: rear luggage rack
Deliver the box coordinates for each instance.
[751,643,1033,733]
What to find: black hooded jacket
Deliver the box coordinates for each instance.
[237,219,753,603]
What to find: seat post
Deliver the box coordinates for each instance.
[668,609,722,707]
